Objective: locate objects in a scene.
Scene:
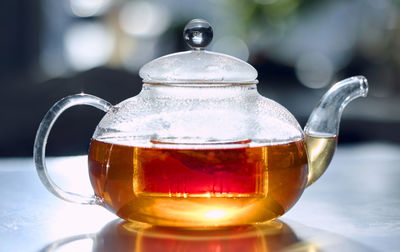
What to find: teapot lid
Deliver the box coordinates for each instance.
[139,19,258,84]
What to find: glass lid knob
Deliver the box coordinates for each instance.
[139,18,258,84]
[183,19,213,50]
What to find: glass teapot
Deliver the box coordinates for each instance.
[34,19,368,227]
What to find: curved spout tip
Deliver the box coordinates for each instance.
[353,75,368,98]
[305,75,369,137]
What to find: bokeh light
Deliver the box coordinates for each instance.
[69,0,111,18]
[118,1,171,38]
[295,52,334,89]
[64,22,114,71]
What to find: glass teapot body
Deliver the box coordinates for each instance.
[34,19,367,228]
[88,83,308,227]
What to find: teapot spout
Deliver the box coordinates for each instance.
[304,76,368,186]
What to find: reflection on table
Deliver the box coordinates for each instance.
[41,219,371,252]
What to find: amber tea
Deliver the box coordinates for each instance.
[88,139,308,227]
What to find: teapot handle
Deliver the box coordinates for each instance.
[33,94,113,205]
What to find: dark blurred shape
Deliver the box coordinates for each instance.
[0,0,40,78]
[1,0,399,156]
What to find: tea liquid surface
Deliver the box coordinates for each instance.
[88,139,308,227]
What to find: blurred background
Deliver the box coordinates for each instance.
[0,0,399,156]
